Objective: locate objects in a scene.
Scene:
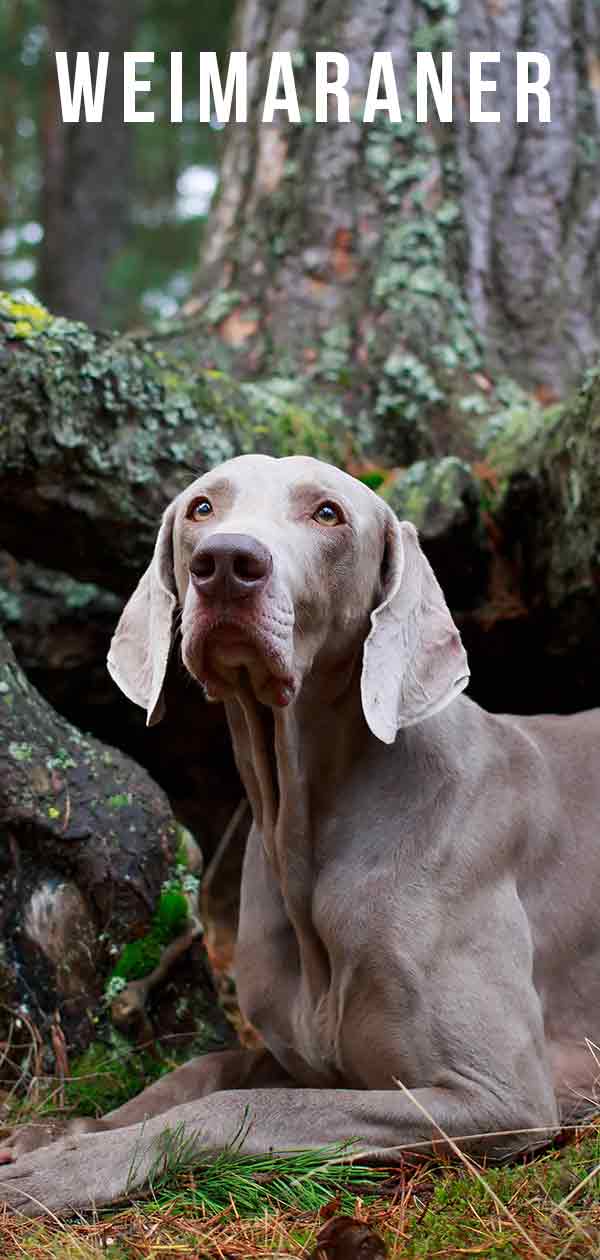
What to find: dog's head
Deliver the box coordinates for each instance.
[108,454,469,742]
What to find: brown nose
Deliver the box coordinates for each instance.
[189,533,273,600]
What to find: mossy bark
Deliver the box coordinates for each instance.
[0,626,232,1074]
[1,290,600,718]
[191,0,600,459]
[0,295,347,594]
[482,366,600,707]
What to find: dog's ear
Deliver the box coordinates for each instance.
[361,511,469,743]
[107,503,178,726]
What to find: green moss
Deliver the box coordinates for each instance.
[363,104,487,460]
[0,292,52,339]
[482,362,600,611]
[155,887,190,942]
[483,383,562,492]
[201,370,346,463]
[108,886,190,986]
[63,1037,168,1116]
[385,456,480,537]
[357,470,385,491]
[8,740,33,762]
[174,824,194,867]
[111,936,163,983]
[316,322,353,386]
[46,748,77,771]
[0,290,350,525]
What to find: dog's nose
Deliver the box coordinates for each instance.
[189,533,273,600]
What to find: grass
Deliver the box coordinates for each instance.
[144,1134,391,1216]
[1,1117,600,1257]
[62,1042,170,1117]
[2,1032,600,1257]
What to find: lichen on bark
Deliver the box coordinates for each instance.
[0,293,348,592]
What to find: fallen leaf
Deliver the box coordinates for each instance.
[219,309,258,347]
[319,1193,343,1219]
[534,383,561,407]
[308,1215,387,1259]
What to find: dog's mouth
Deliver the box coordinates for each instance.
[184,617,297,708]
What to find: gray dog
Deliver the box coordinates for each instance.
[1,453,598,1216]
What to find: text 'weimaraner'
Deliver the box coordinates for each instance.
[1,453,599,1216]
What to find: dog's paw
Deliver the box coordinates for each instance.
[0,1128,141,1217]
[0,1136,80,1215]
[0,1119,65,1166]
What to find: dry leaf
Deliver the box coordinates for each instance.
[219,309,258,347]
[534,383,560,407]
[308,1214,387,1259]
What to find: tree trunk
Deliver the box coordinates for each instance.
[191,0,600,459]
[0,627,233,1074]
[39,0,136,326]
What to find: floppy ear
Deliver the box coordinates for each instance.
[361,512,469,743]
[107,504,178,726]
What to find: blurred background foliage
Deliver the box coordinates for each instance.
[0,0,235,328]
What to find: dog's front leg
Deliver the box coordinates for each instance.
[0,1078,559,1217]
[0,1047,292,1165]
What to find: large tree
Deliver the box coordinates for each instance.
[39,0,136,326]
[191,0,600,459]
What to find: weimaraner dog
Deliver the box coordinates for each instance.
[1,453,599,1216]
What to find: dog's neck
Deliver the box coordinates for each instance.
[226,658,367,845]
[224,657,369,1000]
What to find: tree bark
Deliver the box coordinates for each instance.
[0,543,244,862]
[0,627,232,1070]
[39,0,136,326]
[191,0,600,458]
[0,294,348,593]
[1,292,600,720]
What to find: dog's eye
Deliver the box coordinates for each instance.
[188,497,213,521]
[313,501,343,526]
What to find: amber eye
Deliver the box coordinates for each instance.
[313,501,343,527]
[188,497,213,521]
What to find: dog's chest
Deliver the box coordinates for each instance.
[237,901,349,1086]
[238,844,423,1089]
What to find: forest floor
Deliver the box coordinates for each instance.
[1,1096,600,1259]
[1,941,599,1257]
